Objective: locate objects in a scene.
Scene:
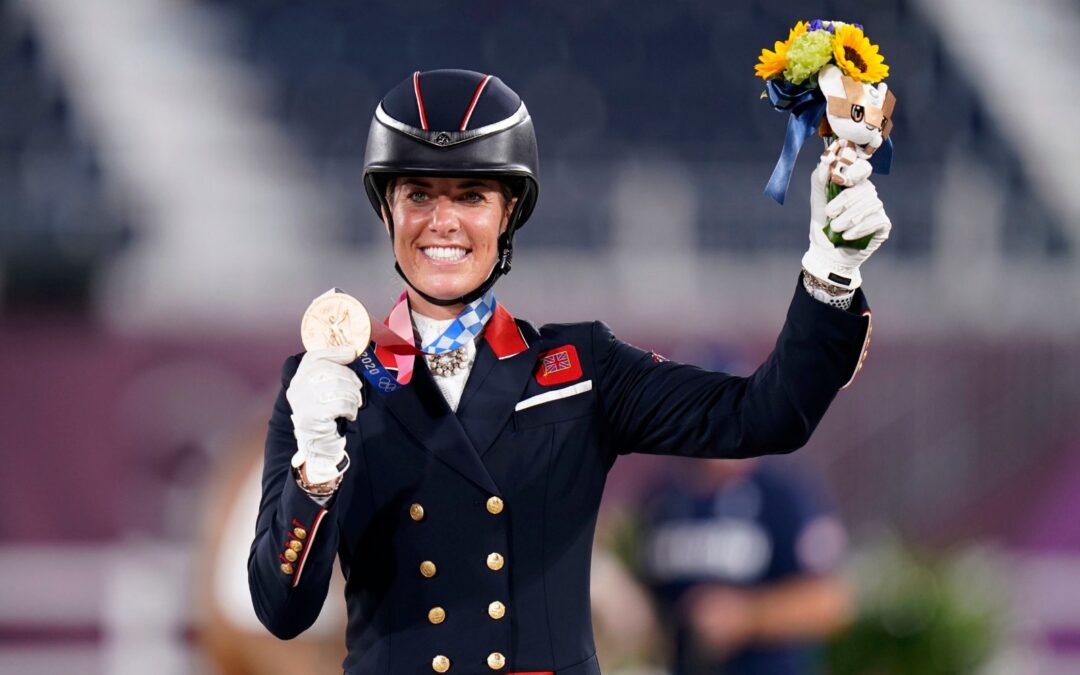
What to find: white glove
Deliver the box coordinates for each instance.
[285,345,363,484]
[801,142,892,291]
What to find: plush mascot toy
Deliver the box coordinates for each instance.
[817,63,896,248]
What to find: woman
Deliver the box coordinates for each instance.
[248,69,887,675]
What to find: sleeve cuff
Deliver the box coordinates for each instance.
[277,477,332,588]
[790,273,872,389]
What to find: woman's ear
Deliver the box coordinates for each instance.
[380,207,392,237]
[501,196,519,234]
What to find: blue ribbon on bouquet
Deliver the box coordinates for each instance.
[763,78,893,205]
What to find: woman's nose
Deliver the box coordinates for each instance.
[429,196,460,233]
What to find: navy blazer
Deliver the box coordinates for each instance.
[249,276,872,675]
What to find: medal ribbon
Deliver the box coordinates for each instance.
[355,349,401,395]
[368,290,496,385]
[420,289,496,353]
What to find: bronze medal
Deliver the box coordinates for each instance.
[300,288,372,360]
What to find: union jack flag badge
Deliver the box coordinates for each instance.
[535,345,583,386]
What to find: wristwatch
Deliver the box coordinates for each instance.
[801,269,852,296]
[293,466,343,496]
[801,269,855,310]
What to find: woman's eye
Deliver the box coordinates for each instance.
[408,191,427,202]
[461,191,483,203]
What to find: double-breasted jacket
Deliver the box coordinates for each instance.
[249,276,872,675]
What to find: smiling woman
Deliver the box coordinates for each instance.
[387,177,519,319]
[361,69,541,313]
[249,68,886,675]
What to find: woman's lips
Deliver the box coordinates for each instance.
[420,246,471,266]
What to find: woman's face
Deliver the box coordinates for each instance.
[387,176,516,317]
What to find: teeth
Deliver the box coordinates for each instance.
[423,247,467,261]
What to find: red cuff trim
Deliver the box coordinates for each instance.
[842,310,872,390]
[291,508,328,589]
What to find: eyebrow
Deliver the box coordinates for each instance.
[454,180,496,190]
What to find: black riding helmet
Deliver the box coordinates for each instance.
[363,69,540,307]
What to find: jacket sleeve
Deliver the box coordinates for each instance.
[594,274,872,459]
[247,353,342,639]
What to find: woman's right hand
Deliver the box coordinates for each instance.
[285,346,363,484]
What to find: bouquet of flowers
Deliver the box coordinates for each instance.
[757,20,896,249]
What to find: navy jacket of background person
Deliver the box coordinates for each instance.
[248,276,872,675]
[643,459,845,675]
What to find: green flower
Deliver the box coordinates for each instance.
[783,29,834,84]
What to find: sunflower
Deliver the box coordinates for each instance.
[832,23,889,83]
[755,21,807,80]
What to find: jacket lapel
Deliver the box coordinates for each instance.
[366,300,537,492]
[373,355,502,497]
[457,317,543,458]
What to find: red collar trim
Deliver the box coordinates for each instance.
[372,300,527,367]
[484,303,528,359]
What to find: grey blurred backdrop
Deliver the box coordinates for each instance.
[0,0,1077,673]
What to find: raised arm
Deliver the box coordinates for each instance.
[593,276,871,460]
[596,145,888,459]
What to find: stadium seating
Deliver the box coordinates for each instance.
[0,11,130,310]
[202,0,1063,255]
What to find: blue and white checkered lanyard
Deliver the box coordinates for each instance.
[421,289,497,353]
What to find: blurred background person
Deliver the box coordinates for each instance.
[640,458,852,675]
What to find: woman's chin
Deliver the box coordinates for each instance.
[403,260,491,305]
[413,275,477,302]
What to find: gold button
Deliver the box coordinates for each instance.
[486,496,504,515]
[428,606,446,624]
[487,652,505,670]
[488,601,506,620]
[293,527,307,540]
[486,552,504,571]
[280,562,294,575]
[288,540,303,552]
[432,655,450,673]
[410,503,425,521]
[283,548,298,563]
[420,560,437,578]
